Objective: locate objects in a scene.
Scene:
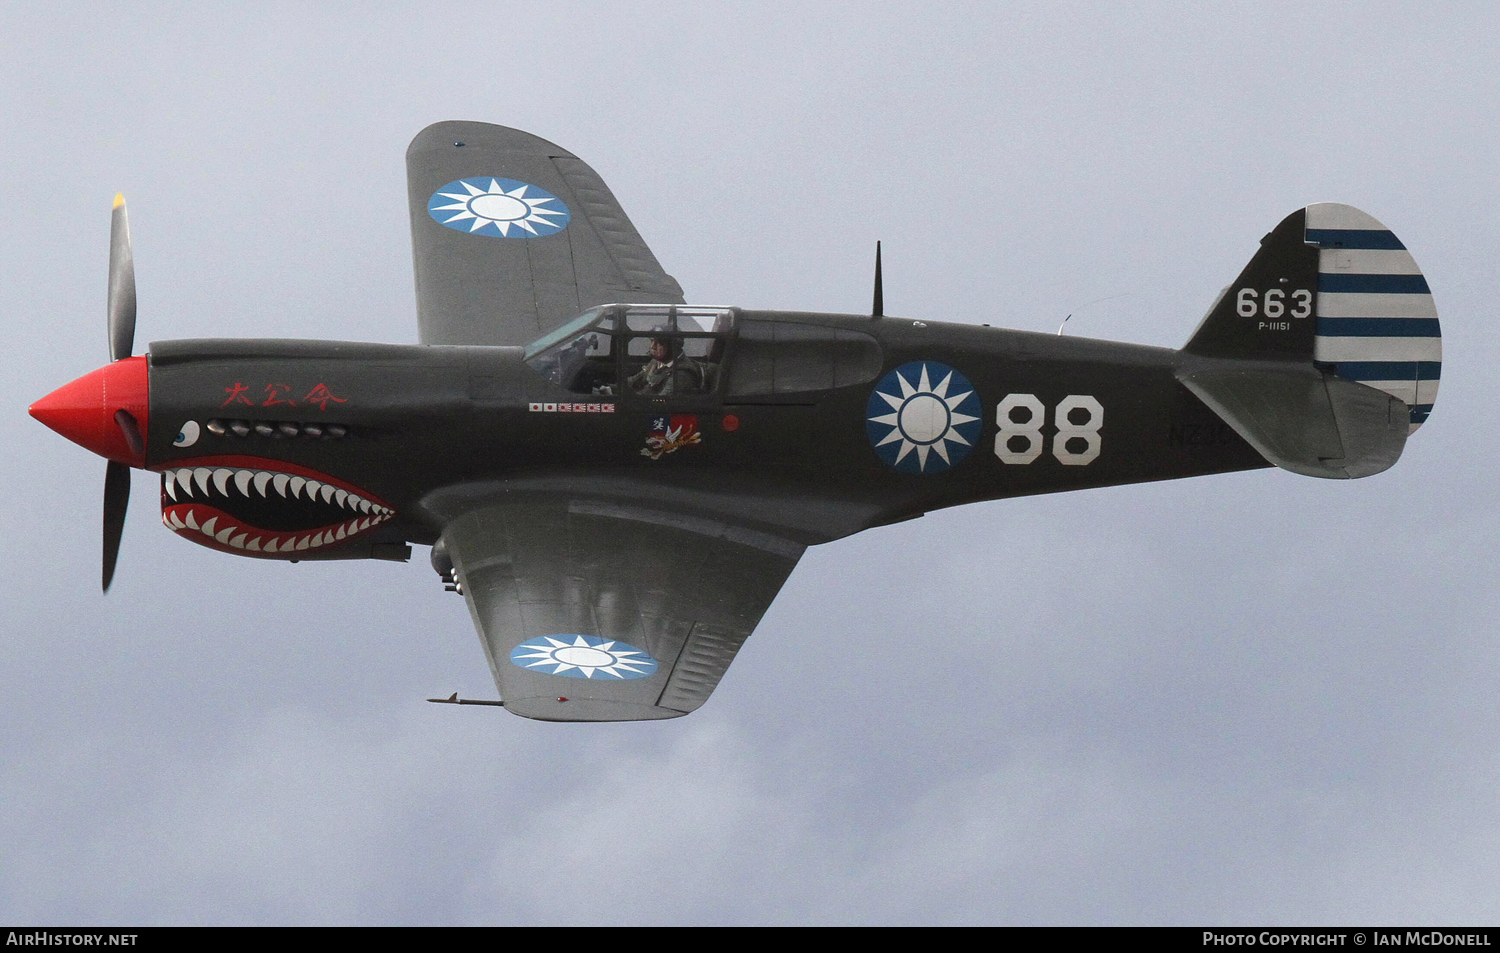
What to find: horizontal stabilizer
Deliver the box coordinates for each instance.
[1179,366,1408,479]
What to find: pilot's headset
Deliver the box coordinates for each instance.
[649,330,683,359]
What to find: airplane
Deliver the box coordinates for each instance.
[29,121,1442,722]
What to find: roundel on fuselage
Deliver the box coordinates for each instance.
[865,361,982,474]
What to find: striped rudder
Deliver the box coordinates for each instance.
[1306,203,1440,432]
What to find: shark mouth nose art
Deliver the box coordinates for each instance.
[159,456,393,556]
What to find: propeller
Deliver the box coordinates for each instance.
[109,193,136,361]
[103,461,130,590]
[102,194,138,590]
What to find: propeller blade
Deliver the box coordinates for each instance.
[108,193,136,362]
[114,409,144,459]
[103,460,130,592]
[103,197,141,590]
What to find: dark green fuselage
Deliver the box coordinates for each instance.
[145,310,1267,562]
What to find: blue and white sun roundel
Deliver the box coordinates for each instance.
[510,634,659,680]
[428,177,571,238]
[866,361,982,474]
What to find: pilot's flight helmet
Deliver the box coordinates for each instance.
[648,330,683,357]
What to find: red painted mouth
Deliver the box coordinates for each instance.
[156,455,393,557]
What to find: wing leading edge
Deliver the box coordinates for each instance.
[444,501,803,722]
[407,122,684,347]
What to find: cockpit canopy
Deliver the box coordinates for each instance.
[523,305,733,397]
[523,305,883,399]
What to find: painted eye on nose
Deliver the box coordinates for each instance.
[173,420,201,447]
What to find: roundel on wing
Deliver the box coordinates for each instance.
[510,634,659,680]
[427,177,571,238]
[865,361,982,474]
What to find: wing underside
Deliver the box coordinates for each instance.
[444,500,803,722]
[407,121,685,347]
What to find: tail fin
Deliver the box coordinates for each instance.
[1183,206,1323,362]
[1179,204,1440,479]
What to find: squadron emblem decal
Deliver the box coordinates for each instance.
[865,361,981,474]
[427,177,571,238]
[510,635,659,680]
[642,415,701,459]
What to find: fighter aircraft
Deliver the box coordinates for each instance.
[30,122,1441,722]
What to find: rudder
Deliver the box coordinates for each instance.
[1306,203,1441,432]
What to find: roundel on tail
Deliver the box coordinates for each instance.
[1306,203,1440,432]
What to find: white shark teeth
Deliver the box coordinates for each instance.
[164,506,383,555]
[165,467,385,513]
[161,467,393,557]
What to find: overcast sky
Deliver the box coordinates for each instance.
[2,1,1497,925]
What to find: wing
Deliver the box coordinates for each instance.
[444,501,803,722]
[407,121,685,347]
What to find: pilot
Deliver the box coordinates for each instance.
[629,335,709,396]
